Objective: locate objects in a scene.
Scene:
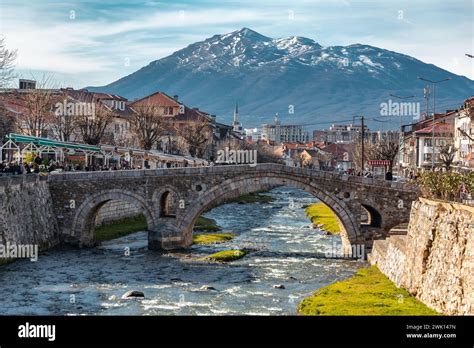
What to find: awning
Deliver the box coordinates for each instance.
[6,133,101,152]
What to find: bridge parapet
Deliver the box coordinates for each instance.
[46,164,418,192]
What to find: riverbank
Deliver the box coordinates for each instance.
[305,202,340,234]
[95,214,147,241]
[193,216,222,232]
[297,266,438,315]
[224,192,275,204]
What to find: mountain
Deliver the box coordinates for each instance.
[88,28,474,129]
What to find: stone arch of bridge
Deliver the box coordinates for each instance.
[71,189,156,246]
[177,174,360,249]
[152,185,182,218]
[359,196,410,233]
[361,203,382,228]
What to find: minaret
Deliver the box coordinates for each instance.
[232,102,243,133]
[274,112,280,125]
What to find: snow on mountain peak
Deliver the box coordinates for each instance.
[171,28,405,74]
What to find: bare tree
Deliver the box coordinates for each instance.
[373,140,399,171]
[0,103,16,139]
[176,121,211,157]
[76,102,114,145]
[351,141,376,171]
[294,151,308,167]
[19,76,57,137]
[439,142,456,171]
[0,37,17,87]
[256,142,284,164]
[130,103,166,150]
[112,132,136,148]
[51,95,77,142]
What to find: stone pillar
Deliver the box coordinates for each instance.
[148,219,190,250]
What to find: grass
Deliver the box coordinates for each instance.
[95,214,147,241]
[202,249,247,262]
[193,233,235,245]
[297,266,439,316]
[305,202,341,234]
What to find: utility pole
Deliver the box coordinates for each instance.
[361,116,365,173]
[389,94,415,176]
[424,86,430,118]
[417,77,451,170]
[353,115,366,173]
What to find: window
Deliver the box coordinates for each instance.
[164,106,173,115]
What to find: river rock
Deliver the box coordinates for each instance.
[122,290,145,299]
[273,284,285,289]
[200,285,217,291]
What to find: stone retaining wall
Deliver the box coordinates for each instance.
[95,200,142,226]
[0,175,59,251]
[369,198,474,315]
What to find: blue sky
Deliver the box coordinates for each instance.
[0,0,472,88]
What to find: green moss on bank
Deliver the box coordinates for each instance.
[203,249,247,262]
[95,214,147,241]
[194,216,222,232]
[225,192,275,204]
[193,233,235,245]
[305,202,341,234]
[297,266,439,316]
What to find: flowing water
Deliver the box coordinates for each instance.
[0,187,365,315]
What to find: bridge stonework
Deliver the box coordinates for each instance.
[47,164,419,252]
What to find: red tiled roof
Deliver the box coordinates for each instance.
[173,106,212,123]
[414,123,453,135]
[130,91,180,107]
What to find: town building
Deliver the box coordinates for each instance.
[400,110,456,170]
[453,97,474,170]
[244,128,262,142]
[319,143,354,171]
[261,114,309,144]
[0,80,242,160]
[313,124,369,144]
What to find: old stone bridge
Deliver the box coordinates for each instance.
[47,164,419,251]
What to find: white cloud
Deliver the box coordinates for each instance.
[1,8,272,75]
[0,0,472,86]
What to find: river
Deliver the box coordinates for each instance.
[0,187,364,315]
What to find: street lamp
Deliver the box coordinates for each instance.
[417,77,451,170]
[389,94,415,176]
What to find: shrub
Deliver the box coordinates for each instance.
[417,171,473,202]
